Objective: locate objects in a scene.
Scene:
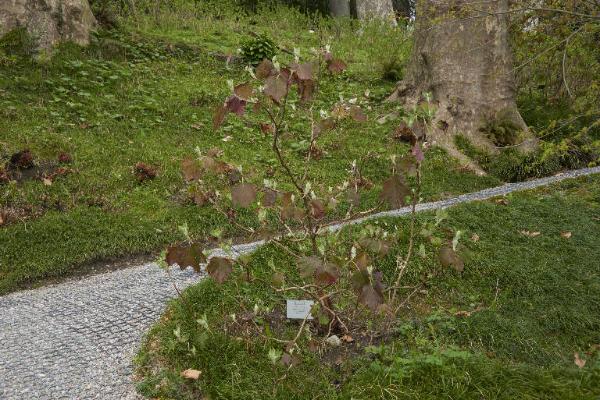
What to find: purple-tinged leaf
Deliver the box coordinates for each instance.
[262,188,278,207]
[255,59,275,79]
[327,59,347,74]
[438,246,464,272]
[315,262,340,286]
[310,198,326,219]
[166,244,206,273]
[298,79,315,103]
[349,106,367,122]
[295,62,314,81]
[192,190,209,206]
[358,238,391,256]
[380,174,410,208]
[412,143,424,163]
[264,75,288,104]
[182,158,202,182]
[352,270,385,311]
[231,183,257,207]
[213,105,228,129]
[225,95,246,116]
[354,252,370,270]
[207,257,233,283]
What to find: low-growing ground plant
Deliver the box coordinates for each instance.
[240,34,278,66]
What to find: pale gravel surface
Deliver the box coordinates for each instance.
[1,166,599,399]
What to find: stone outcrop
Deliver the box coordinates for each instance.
[355,0,396,21]
[0,0,96,52]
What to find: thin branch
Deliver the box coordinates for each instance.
[562,34,573,99]
[390,167,421,304]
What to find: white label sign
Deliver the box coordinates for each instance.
[286,300,314,320]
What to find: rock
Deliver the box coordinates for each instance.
[355,0,396,23]
[325,335,342,347]
[0,0,96,53]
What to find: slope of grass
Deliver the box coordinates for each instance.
[0,8,501,294]
[135,174,600,399]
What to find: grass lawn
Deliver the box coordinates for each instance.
[135,174,600,399]
[0,9,503,294]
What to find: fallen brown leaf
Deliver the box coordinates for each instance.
[560,231,572,239]
[134,162,157,182]
[341,334,354,343]
[454,310,472,318]
[520,230,541,238]
[57,152,73,164]
[471,233,480,242]
[574,352,586,369]
[181,369,202,380]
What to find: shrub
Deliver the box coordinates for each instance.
[240,34,277,66]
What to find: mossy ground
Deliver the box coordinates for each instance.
[135,175,600,399]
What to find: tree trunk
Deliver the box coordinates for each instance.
[392,0,414,20]
[388,0,538,172]
[329,0,351,17]
[0,0,96,53]
[355,0,396,21]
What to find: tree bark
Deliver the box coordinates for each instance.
[329,0,351,17]
[392,0,414,20]
[355,0,396,21]
[388,0,538,172]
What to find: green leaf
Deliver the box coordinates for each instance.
[268,348,282,365]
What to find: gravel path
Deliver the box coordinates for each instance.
[1,166,599,399]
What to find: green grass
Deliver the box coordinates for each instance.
[0,8,502,294]
[135,174,600,399]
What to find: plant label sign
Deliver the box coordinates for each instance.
[286,300,314,320]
